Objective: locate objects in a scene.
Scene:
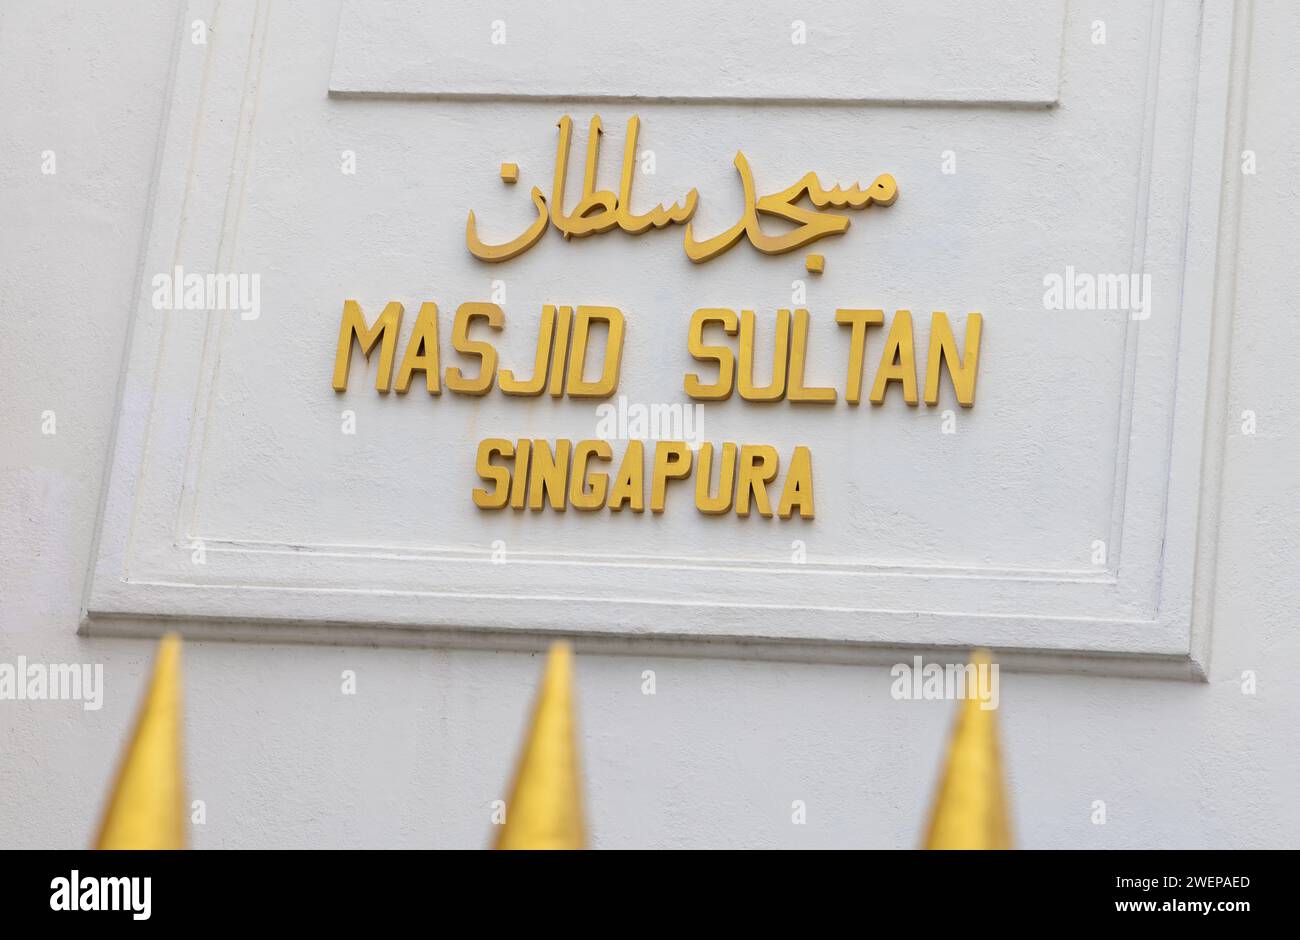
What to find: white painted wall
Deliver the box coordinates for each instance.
[1,0,1297,849]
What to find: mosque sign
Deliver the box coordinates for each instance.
[87,1,1233,678]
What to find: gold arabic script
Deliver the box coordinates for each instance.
[466,115,898,270]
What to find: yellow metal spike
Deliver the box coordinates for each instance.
[922,649,1012,849]
[95,634,186,850]
[494,642,586,849]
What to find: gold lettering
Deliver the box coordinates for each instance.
[738,309,790,402]
[527,438,571,511]
[467,115,895,266]
[835,308,884,405]
[736,444,779,518]
[333,300,402,392]
[548,306,573,398]
[685,308,738,401]
[869,310,918,405]
[569,439,613,510]
[473,438,513,509]
[394,302,441,395]
[566,306,625,398]
[498,305,556,396]
[924,312,982,407]
[777,446,815,519]
[509,439,531,510]
[608,440,645,512]
[694,442,737,515]
[787,308,836,404]
[649,441,693,513]
[444,303,503,396]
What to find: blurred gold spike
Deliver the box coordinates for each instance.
[95,634,186,850]
[922,649,1012,849]
[495,642,586,849]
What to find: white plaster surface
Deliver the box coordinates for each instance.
[1,0,1297,848]
[80,0,1230,670]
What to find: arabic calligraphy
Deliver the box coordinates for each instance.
[466,115,897,270]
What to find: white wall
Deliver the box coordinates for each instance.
[1,0,1297,849]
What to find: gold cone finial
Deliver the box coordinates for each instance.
[494,642,586,849]
[922,649,1012,849]
[95,633,186,850]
